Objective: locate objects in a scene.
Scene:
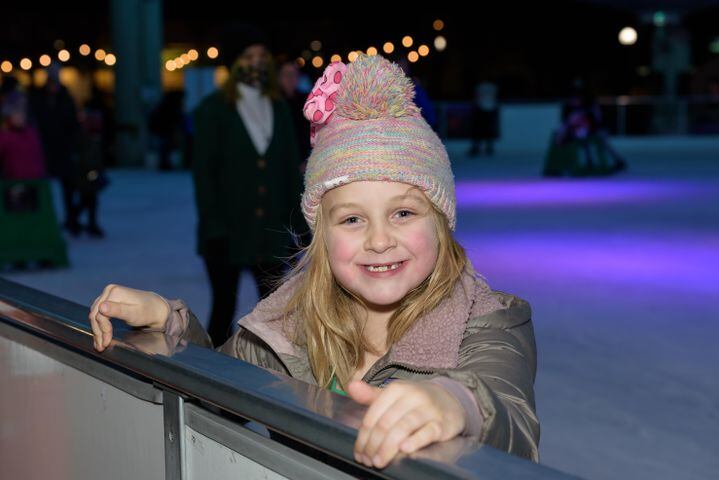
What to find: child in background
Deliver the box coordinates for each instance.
[0,90,46,180]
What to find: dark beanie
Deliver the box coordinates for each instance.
[218,23,270,67]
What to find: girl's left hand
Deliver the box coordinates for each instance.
[347,380,466,469]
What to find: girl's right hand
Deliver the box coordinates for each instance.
[88,284,170,352]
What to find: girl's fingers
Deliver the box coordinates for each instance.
[399,421,443,454]
[353,386,406,460]
[346,380,380,405]
[88,295,104,328]
[368,408,429,468]
[97,312,113,348]
[356,393,423,464]
[89,284,117,328]
[89,315,103,351]
[88,285,135,350]
[99,301,134,323]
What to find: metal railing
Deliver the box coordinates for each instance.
[0,277,578,479]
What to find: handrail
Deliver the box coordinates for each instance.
[0,277,577,479]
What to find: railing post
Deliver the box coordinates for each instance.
[163,390,187,480]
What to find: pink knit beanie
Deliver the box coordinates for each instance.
[301,53,456,232]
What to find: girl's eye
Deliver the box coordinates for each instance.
[396,210,414,219]
[342,216,360,225]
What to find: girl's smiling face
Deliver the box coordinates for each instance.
[321,181,439,311]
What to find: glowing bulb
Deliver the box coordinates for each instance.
[408,51,419,63]
[188,49,199,61]
[58,49,70,62]
[383,42,395,54]
[310,40,322,52]
[402,36,414,48]
[39,55,52,67]
[79,44,91,56]
[207,47,219,59]
[312,56,324,68]
[1,61,12,73]
[330,54,342,63]
[418,45,430,57]
[434,36,447,52]
[20,58,32,70]
[95,49,107,61]
[166,60,177,71]
[433,19,444,31]
[296,57,306,67]
[367,46,378,56]
[348,51,359,62]
[104,54,116,66]
[619,27,637,46]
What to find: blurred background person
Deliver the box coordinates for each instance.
[549,78,627,176]
[28,64,81,235]
[277,55,312,166]
[191,24,306,346]
[149,90,187,171]
[0,90,46,181]
[73,86,111,238]
[468,79,499,157]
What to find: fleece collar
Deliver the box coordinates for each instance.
[238,267,504,370]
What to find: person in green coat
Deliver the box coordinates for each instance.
[192,25,307,346]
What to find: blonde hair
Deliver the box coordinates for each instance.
[279,190,472,390]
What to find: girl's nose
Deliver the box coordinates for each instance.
[364,223,396,253]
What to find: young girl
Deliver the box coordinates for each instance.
[0,90,46,180]
[89,54,539,468]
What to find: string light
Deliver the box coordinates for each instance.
[434,36,447,51]
[312,56,324,68]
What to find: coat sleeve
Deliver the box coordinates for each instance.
[191,98,228,239]
[431,295,540,462]
[151,299,290,376]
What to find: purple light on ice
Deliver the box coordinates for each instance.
[457,232,719,295]
[455,179,713,208]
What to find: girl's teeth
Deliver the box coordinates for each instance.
[366,262,402,272]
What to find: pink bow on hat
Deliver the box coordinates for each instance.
[303,61,347,146]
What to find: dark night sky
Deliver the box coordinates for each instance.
[2,1,719,99]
